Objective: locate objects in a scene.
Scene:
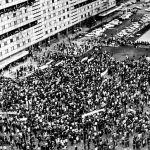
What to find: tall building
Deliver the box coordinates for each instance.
[0,0,116,69]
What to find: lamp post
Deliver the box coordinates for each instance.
[83,118,86,150]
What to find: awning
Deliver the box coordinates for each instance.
[99,6,121,17]
[0,50,29,70]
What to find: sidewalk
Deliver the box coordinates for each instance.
[3,57,38,79]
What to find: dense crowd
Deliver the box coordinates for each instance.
[1,16,150,149]
[0,44,150,150]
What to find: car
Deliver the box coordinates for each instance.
[132,22,139,24]
[109,22,117,26]
[108,24,115,27]
[85,33,95,37]
[129,26,136,29]
[125,29,133,32]
[133,23,140,26]
[114,19,119,21]
[104,24,114,28]
[130,35,134,37]
[111,19,119,23]
[95,28,104,32]
[110,20,119,25]
[134,6,142,9]
[132,24,139,27]
[132,24,139,26]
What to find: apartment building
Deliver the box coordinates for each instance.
[0,0,116,69]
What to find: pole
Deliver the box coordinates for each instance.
[83,118,86,150]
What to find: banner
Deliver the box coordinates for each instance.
[146,57,150,61]
[82,109,105,119]
[101,68,108,77]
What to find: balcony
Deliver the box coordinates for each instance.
[0,0,35,14]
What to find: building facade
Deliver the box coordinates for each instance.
[0,0,116,67]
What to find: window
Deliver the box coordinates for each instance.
[55,27,57,30]
[63,9,65,13]
[11,46,14,51]
[53,13,56,17]
[14,21,17,25]
[20,18,23,23]
[59,18,61,21]
[5,49,8,54]
[66,1,68,5]
[23,41,26,46]
[63,16,65,19]
[4,41,7,46]
[53,6,55,10]
[43,10,46,13]
[53,20,56,24]
[67,14,69,18]
[67,8,69,11]
[52,0,54,3]
[45,31,48,34]
[16,37,19,41]
[6,0,8,3]
[25,16,28,20]
[2,25,5,30]
[10,39,13,43]
[49,15,51,19]
[0,52,2,56]
[58,11,61,15]
[17,44,20,48]
[50,29,52,32]
[13,13,16,17]
[28,39,31,43]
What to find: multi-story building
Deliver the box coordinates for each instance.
[0,0,116,69]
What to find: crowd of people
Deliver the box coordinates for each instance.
[0,42,150,150]
[1,14,150,150]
